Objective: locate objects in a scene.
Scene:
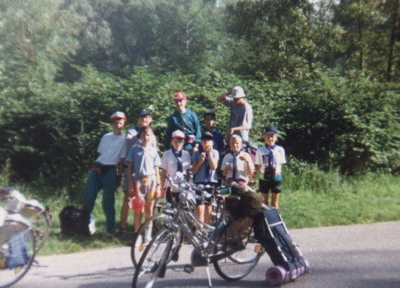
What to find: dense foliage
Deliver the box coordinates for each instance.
[0,0,399,199]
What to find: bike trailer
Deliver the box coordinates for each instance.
[253,209,309,285]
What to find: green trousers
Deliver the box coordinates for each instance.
[82,168,117,234]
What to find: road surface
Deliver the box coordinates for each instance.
[13,221,400,288]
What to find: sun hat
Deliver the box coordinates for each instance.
[109,111,127,121]
[230,86,246,99]
[172,130,185,139]
[173,91,187,101]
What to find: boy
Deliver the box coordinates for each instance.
[202,109,224,154]
[119,109,157,235]
[126,126,161,243]
[160,130,192,206]
[191,131,219,224]
[255,126,286,208]
[221,134,254,186]
[82,111,127,235]
[165,91,202,153]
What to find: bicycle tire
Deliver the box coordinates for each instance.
[30,210,51,253]
[0,219,36,288]
[131,229,173,288]
[131,213,182,268]
[212,217,263,281]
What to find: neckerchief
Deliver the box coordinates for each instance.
[265,145,276,170]
[231,151,241,180]
[172,148,183,172]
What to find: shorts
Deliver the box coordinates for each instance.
[259,177,283,194]
[195,184,217,206]
[165,187,180,207]
[135,175,157,202]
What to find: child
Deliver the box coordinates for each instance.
[191,131,219,224]
[202,109,224,155]
[119,109,157,235]
[221,134,254,186]
[125,126,161,243]
[255,126,286,208]
[82,111,127,235]
[160,130,192,206]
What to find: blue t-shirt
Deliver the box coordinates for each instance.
[125,145,161,181]
[191,149,219,184]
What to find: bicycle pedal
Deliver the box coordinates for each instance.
[184,264,194,274]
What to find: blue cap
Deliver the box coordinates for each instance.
[265,126,278,134]
[138,109,152,117]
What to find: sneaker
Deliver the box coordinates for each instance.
[116,229,126,237]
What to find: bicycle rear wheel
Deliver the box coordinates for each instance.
[131,213,181,268]
[212,217,263,281]
[132,229,173,288]
[0,219,36,288]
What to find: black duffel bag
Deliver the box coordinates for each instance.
[59,206,90,236]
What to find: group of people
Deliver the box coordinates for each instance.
[81,86,286,238]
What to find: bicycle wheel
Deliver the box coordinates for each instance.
[0,219,36,288]
[131,213,182,268]
[131,229,173,288]
[19,201,51,253]
[212,217,263,281]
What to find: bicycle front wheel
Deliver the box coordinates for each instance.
[212,217,263,281]
[0,220,36,288]
[132,229,173,288]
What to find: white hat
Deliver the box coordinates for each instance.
[172,130,185,139]
[109,111,127,121]
[230,86,246,99]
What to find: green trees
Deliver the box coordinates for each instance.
[0,0,399,198]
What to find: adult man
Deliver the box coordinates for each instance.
[217,86,253,145]
[82,111,127,235]
[165,91,201,153]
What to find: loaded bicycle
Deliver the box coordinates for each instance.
[131,176,264,288]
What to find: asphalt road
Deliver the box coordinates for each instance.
[13,221,400,288]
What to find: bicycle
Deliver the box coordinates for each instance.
[0,207,36,288]
[131,177,264,288]
[0,187,51,253]
[130,181,224,268]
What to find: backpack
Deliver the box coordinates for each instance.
[59,206,90,236]
[225,183,263,219]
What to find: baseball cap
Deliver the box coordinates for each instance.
[138,109,152,117]
[173,91,187,101]
[230,86,246,99]
[172,130,185,139]
[109,111,127,121]
[201,131,214,141]
[205,109,216,116]
[265,126,278,135]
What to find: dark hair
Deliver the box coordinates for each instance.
[139,126,154,138]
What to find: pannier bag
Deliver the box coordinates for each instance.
[59,206,90,236]
[225,183,262,219]
[253,209,309,285]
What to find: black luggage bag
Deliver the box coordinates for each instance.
[253,208,309,285]
[59,206,90,237]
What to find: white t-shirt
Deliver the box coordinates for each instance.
[255,145,286,175]
[221,151,254,182]
[161,149,191,188]
[96,132,127,165]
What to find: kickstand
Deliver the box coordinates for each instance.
[205,265,212,288]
